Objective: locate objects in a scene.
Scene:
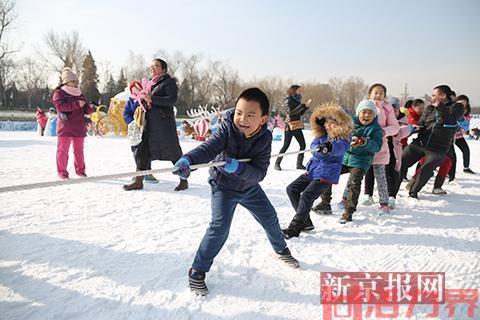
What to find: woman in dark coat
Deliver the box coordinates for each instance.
[274,85,310,170]
[123,58,188,191]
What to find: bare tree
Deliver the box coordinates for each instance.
[123,51,148,81]
[211,61,241,109]
[249,76,287,114]
[328,76,367,112]
[302,82,336,107]
[180,54,202,107]
[42,31,85,76]
[341,77,368,111]
[17,57,47,108]
[153,49,184,78]
[0,0,17,106]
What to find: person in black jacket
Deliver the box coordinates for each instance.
[398,85,464,198]
[123,58,187,191]
[274,85,310,170]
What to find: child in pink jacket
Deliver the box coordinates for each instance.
[361,84,400,214]
[52,68,95,179]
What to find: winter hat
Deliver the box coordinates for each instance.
[129,80,143,93]
[61,67,78,84]
[356,99,378,116]
[387,96,401,109]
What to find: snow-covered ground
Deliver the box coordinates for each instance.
[1,131,479,320]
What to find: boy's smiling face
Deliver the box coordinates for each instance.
[234,98,268,136]
[358,109,375,125]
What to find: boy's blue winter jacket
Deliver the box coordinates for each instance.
[343,116,383,171]
[306,136,350,183]
[184,111,271,191]
[123,97,139,125]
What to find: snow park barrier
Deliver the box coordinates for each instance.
[0,148,320,193]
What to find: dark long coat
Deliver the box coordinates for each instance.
[138,74,182,163]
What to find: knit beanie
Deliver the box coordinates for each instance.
[356,99,378,116]
[61,67,78,84]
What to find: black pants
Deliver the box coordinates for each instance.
[286,174,331,223]
[321,165,365,214]
[449,137,471,179]
[399,143,445,194]
[133,134,179,171]
[131,146,151,170]
[276,128,306,166]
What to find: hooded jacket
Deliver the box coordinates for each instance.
[305,104,354,183]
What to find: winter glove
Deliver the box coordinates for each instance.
[174,157,191,179]
[223,157,244,174]
[351,136,367,148]
[315,117,326,128]
[318,141,333,154]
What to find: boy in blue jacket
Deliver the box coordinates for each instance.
[174,88,299,296]
[282,103,354,239]
[312,99,383,223]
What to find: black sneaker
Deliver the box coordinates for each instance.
[274,163,282,170]
[312,202,332,215]
[302,217,315,232]
[296,164,306,170]
[409,192,419,199]
[188,268,208,296]
[464,168,476,174]
[281,219,305,239]
[276,247,299,268]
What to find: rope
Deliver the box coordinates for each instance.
[0,148,319,194]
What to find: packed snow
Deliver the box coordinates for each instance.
[1,130,479,320]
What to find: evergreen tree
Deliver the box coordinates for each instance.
[116,69,127,93]
[80,51,100,103]
[101,74,117,105]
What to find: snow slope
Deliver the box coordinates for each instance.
[1,131,479,320]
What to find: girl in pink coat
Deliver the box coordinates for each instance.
[362,84,400,214]
[52,68,95,179]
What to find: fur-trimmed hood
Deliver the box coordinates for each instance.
[310,103,354,139]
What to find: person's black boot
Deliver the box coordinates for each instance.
[281,219,305,239]
[274,158,282,170]
[312,202,332,215]
[296,154,305,170]
[302,217,315,232]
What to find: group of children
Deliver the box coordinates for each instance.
[168,83,475,296]
[50,69,474,296]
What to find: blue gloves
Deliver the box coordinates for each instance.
[223,157,244,174]
[174,157,191,179]
[318,141,333,154]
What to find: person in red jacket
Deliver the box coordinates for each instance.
[35,107,48,136]
[52,68,95,179]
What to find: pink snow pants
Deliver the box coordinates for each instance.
[56,137,86,178]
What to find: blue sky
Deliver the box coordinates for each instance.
[16,0,480,103]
